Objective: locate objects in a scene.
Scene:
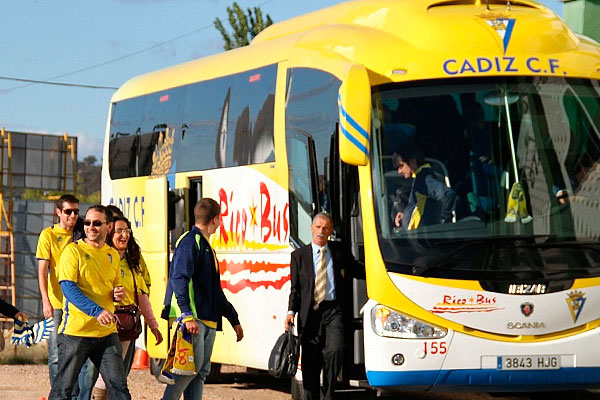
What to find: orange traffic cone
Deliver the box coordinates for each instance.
[131,347,150,370]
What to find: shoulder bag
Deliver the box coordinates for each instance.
[114,263,143,341]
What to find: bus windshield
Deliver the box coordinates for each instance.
[371,77,600,280]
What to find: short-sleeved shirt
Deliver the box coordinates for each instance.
[116,257,149,307]
[36,224,73,308]
[58,239,121,338]
[140,255,151,290]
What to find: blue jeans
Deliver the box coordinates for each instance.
[48,309,62,386]
[162,321,216,400]
[49,333,131,400]
[48,309,96,400]
[123,338,136,374]
[77,358,98,400]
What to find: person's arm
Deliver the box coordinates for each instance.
[60,281,103,317]
[0,297,19,319]
[218,291,243,341]
[285,251,301,331]
[170,236,196,315]
[36,230,54,319]
[170,234,200,334]
[425,174,457,222]
[61,281,115,325]
[139,292,163,344]
[37,259,53,319]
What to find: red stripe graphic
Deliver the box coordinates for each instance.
[221,275,290,293]
[219,260,288,274]
[218,260,290,294]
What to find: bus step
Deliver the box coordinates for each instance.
[348,379,370,388]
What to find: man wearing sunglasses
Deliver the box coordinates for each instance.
[37,194,92,398]
[49,205,131,400]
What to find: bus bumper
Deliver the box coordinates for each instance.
[366,367,600,391]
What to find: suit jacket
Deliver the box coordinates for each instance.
[288,241,363,332]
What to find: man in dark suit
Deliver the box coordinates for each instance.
[285,212,362,400]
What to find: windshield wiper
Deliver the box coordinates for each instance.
[412,234,555,276]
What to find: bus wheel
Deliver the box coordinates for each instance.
[291,377,304,400]
[205,362,222,383]
[150,358,165,380]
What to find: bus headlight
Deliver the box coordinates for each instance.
[371,305,447,339]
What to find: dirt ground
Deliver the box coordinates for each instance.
[0,364,291,399]
[0,332,290,399]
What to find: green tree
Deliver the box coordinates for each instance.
[76,156,101,203]
[214,2,273,50]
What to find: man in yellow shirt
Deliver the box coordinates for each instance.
[49,205,131,400]
[37,194,89,398]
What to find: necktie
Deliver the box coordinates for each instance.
[314,247,327,309]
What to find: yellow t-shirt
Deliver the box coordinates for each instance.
[116,257,148,307]
[58,240,121,338]
[35,224,73,308]
[140,255,151,291]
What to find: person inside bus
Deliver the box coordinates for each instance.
[284,212,364,400]
[393,142,458,230]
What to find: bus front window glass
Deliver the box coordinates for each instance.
[371,77,600,279]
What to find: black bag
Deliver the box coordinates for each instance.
[114,263,142,341]
[115,304,142,341]
[268,329,300,378]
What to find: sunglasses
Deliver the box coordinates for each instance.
[83,220,106,227]
[62,208,79,215]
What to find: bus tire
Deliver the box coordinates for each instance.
[290,376,304,400]
[205,362,222,383]
[150,358,165,380]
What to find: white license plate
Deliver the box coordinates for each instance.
[498,355,560,370]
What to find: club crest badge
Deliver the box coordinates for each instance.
[566,290,586,323]
[520,302,534,317]
[483,17,516,54]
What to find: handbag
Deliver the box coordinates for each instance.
[114,263,143,341]
[268,328,300,378]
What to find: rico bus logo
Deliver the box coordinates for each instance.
[430,294,503,314]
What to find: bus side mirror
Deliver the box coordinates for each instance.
[338,64,371,166]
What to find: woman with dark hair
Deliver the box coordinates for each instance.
[91,216,163,400]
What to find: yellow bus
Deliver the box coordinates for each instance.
[102,0,600,394]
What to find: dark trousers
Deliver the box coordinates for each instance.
[301,301,344,400]
[49,333,131,400]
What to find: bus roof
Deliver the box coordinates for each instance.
[112,0,600,102]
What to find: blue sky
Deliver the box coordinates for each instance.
[0,0,563,162]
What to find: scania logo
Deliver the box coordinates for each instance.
[507,322,546,329]
[520,302,534,317]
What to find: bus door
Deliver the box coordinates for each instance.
[187,178,202,227]
[328,126,367,382]
[144,176,170,360]
[287,130,320,245]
